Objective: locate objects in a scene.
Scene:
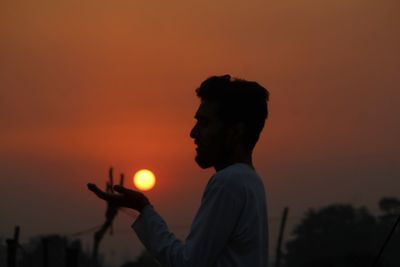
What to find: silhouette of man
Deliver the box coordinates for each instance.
[88,74,270,267]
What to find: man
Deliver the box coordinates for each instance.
[88,74,270,267]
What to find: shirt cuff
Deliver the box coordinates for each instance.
[131,204,154,230]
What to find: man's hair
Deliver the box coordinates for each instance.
[196,74,269,149]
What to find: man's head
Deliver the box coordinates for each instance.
[190,74,269,170]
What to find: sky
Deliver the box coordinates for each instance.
[1,0,399,266]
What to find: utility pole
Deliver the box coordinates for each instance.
[66,246,79,267]
[275,207,289,267]
[91,167,124,267]
[6,226,20,267]
[42,238,49,267]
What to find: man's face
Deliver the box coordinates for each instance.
[190,100,229,169]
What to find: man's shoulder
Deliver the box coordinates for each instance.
[211,163,262,191]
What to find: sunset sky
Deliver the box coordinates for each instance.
[1,0,399,265]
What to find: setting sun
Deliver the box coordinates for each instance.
[133,169,156,191]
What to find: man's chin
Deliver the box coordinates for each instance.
[195,156,213,169]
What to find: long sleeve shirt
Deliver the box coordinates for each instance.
[132,163,269,267]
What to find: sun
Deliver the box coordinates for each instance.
[133,169,156,191]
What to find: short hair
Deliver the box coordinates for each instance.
[196,74,269,149]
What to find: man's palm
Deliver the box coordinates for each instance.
[87,183,150,212]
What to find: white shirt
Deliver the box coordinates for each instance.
[132,163,269,267]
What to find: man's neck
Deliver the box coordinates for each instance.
[214,153,253,172]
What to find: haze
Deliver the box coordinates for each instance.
[1,1,399,266]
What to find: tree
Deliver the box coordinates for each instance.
[285,198,400,267]
[285,204,380,267]
[379,197,400,223]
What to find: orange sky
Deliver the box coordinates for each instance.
[1,0,399,265]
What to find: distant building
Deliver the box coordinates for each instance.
[17,234,92,267]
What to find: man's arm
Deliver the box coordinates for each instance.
[87,181,243,267]
[132,183,242,267]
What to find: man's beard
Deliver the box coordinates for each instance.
[194,153,214,169]
[194,144,231,169]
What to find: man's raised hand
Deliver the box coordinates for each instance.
[87,183,150,212]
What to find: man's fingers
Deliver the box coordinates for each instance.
[113,184,129,194]
[87,183,111,200]
[87,183,98,191]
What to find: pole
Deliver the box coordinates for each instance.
[42,238,49,267]
[66,246,79,267]
[276,207,289,267]
[6,226,20,267]
[92,167,121,267]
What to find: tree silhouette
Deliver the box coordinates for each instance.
[285,198,400,267]
[285,204,379,267]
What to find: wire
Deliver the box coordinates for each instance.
[372,214,400,267]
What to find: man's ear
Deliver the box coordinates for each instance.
[226,122,245,142]
[235,122,246,140]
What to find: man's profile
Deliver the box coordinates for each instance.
[88,74,270,267]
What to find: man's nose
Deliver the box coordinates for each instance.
[190,124,197,139]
